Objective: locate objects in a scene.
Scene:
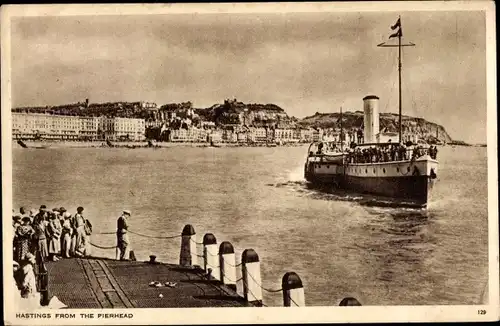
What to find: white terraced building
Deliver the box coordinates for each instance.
[12,113,95,140]
[11,112,146,141]
[98,117,146,141]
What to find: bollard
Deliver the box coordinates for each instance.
[149,255,157,264]
[203,233,219,280]
[39,259,49,306]
[339,297,362,306]
[242,249,263,306]
[219,241,237,291]
[282,272,305,307]
[35,251,42,292]
[179,224,197,267]
[129,250,137,261]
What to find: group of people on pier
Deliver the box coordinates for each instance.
[11,205,92,299]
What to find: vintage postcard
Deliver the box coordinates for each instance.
[2,1,498,325]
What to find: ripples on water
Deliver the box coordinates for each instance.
[12,145,488,306]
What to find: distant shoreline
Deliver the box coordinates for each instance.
[12,140,309,149]
[11,140,486,150]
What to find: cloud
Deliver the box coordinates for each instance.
[10,11,487,143]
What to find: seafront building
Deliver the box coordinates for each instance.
[12,113,92,140]
[79,116,100,140]
[11,111,321,143]
[11,112,145,141]
[99,117,146,141]
[169,127,207,142]
[12,99,422,145]
[11,111,419,145]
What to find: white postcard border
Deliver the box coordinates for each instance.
[2,1,498,324]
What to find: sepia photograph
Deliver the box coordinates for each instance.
[2,1,498,324]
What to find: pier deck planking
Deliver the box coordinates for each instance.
[46,257,251,308]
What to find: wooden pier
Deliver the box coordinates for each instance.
[29,224,314,308]
[45,257,251,308]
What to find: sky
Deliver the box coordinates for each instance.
[10,11,487,143]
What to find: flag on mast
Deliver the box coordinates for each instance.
[391,18,401,30]
[389,17,403,38]
[389,29,402,38]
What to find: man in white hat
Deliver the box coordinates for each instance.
[116,210,130,260]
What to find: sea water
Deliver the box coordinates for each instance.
[12,145,488,306]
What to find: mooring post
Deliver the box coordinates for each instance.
[219,241,237,291]
[39,256,49,306]
[35,250,42,292]
[282,272,305,307]
[129,250,137,261]
[242,249,263,306]
[339,297,362,306]
[179,224,197,267]
[203,233,219,280]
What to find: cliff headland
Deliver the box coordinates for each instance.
[298,111,453,145]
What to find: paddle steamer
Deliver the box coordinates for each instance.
[304,17,439,206]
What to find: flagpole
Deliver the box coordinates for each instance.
[398,15,402,144]
[377,16,415,145]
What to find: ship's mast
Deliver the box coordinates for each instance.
[397,24,402,144]
[377,16,415,145]
[340,106,343,152]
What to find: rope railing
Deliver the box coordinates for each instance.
[245,269,283,293]
[190,238,204,245]
[93,229,182,239]
[92,224,305,307]
[204,261,243,283]
[287,293,301,307]
[201,250,283,304]
[222,274,244,284]
[194,240,283,296]
[240,275,265,305]
[204,250,219,257]
[90,229,181,251]
[128,230,181,239]
[224,260,242,268]
[89,242,117,250]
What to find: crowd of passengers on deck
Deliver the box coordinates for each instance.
[346,144,439,163]
[347,144,409,163]
[310,141,438,164]
[11,205,92,300]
